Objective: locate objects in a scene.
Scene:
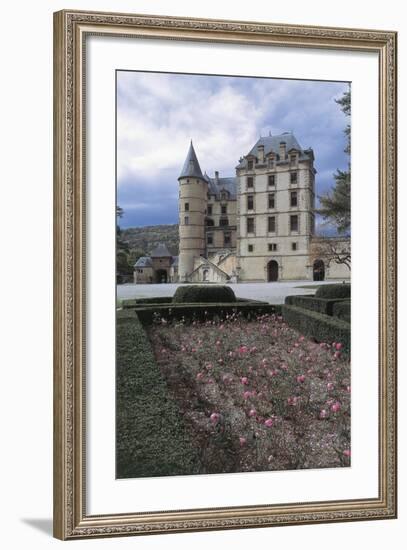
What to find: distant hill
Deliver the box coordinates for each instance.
[122,224,179,260]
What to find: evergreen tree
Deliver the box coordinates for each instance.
[318,89,351,234]
[116,206,133,283]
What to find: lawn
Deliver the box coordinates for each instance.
[145,311,350,475]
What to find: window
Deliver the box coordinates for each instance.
[247,195,254,210]
[247,160,253,170]
[291,242,297,251]
[268,159,274,169]
[221,192,228,201]
[184,216,189,225]
[290,191,298,207]
[268,243,277,252]
[207,204,213,216]
[290,215,299,232]
[224,232,231,246]
[221,204,227,214]
[206,218,214,226]
[247,176,254,189]
[290,171,298,184]
[268,174,275,187]
[219,217,229,227]
[268,216,276,233]
[248,244,254,252]
[290,154,297,166]
[268,193,275,209]
[247,217,254,233]
[184,202,189,211]
[207,233,213,245]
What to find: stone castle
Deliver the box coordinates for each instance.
[134,133,350,284]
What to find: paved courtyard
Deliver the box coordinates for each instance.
[117,280,348,305]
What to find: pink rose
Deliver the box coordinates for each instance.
[296,374,306,383]
[196,372,204,380]
[210,412,220,425]
[248,409,257,417]
[327,382,334,391]
[241,377,249,385]
[264,418,274,427]
[331,401,341,413]
[319,409,328,419]
[336,342,343,351]
[243,391,252,400]
[343,449,351,457]
[239,437,247,447]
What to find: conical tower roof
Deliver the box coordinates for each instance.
[178,141,205,181]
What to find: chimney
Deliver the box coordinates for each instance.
[279,141,286,160]
[258,144,265,163]
[215,171,219,182]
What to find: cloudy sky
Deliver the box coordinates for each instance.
[117,71,349,232]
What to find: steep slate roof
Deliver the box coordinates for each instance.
[178,141,205,181]
[236,132,312,168]
[205,174,237,199]
[134,256,153,268]
[150,243,173,258]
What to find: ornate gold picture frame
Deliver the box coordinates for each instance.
[53,9,397,540]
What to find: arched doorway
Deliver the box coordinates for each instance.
[155,269,168,283]
[313,259,325,281]
[267,260,279,282]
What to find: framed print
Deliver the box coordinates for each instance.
[53,9,397,540]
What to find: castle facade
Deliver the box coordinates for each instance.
[134,133,350,284]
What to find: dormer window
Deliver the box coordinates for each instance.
[221,191,228,201]
[247,160,253,170]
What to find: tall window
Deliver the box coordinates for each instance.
[247,176,254,189]
[184,202,189,211]
[268,216,276,233]
[248,244,254,252]
[207,204,213,216]
[221,204,227,214]
[290,154,297,166]
[291,242,297,251]
[247,195,254,210]
[268,174,275,187]
[268,193,275,209]
[290,171,298,185]
[247,217,254,233]
[207,233,213,245]
[224,232,231,246]
[290,191,298,207]
[268,158,274,169]
[184,216,189,225]
[247,160,253,170]
[290,215,299,232]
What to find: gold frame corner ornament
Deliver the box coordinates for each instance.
[53,9,397,540]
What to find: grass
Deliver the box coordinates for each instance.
[116,310,201,478]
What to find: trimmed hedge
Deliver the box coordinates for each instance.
[282,304,350,354]
[315,284,351,300]
[116,309,201,478]
[285,295,348,316]
[173,285,236,304]
[332,300,351,323]
[134,303,281,325]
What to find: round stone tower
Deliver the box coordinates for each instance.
[178,141,207,282]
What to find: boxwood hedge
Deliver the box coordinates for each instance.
[173,285,236,304]
[315,283,351,300]
[285,294,348,316]
[332,300,351,323]
[116,309,201,478]
[282,304,350,354]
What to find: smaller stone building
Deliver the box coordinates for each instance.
[133,243,178,284]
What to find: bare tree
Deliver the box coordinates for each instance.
[311,238,351,271]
